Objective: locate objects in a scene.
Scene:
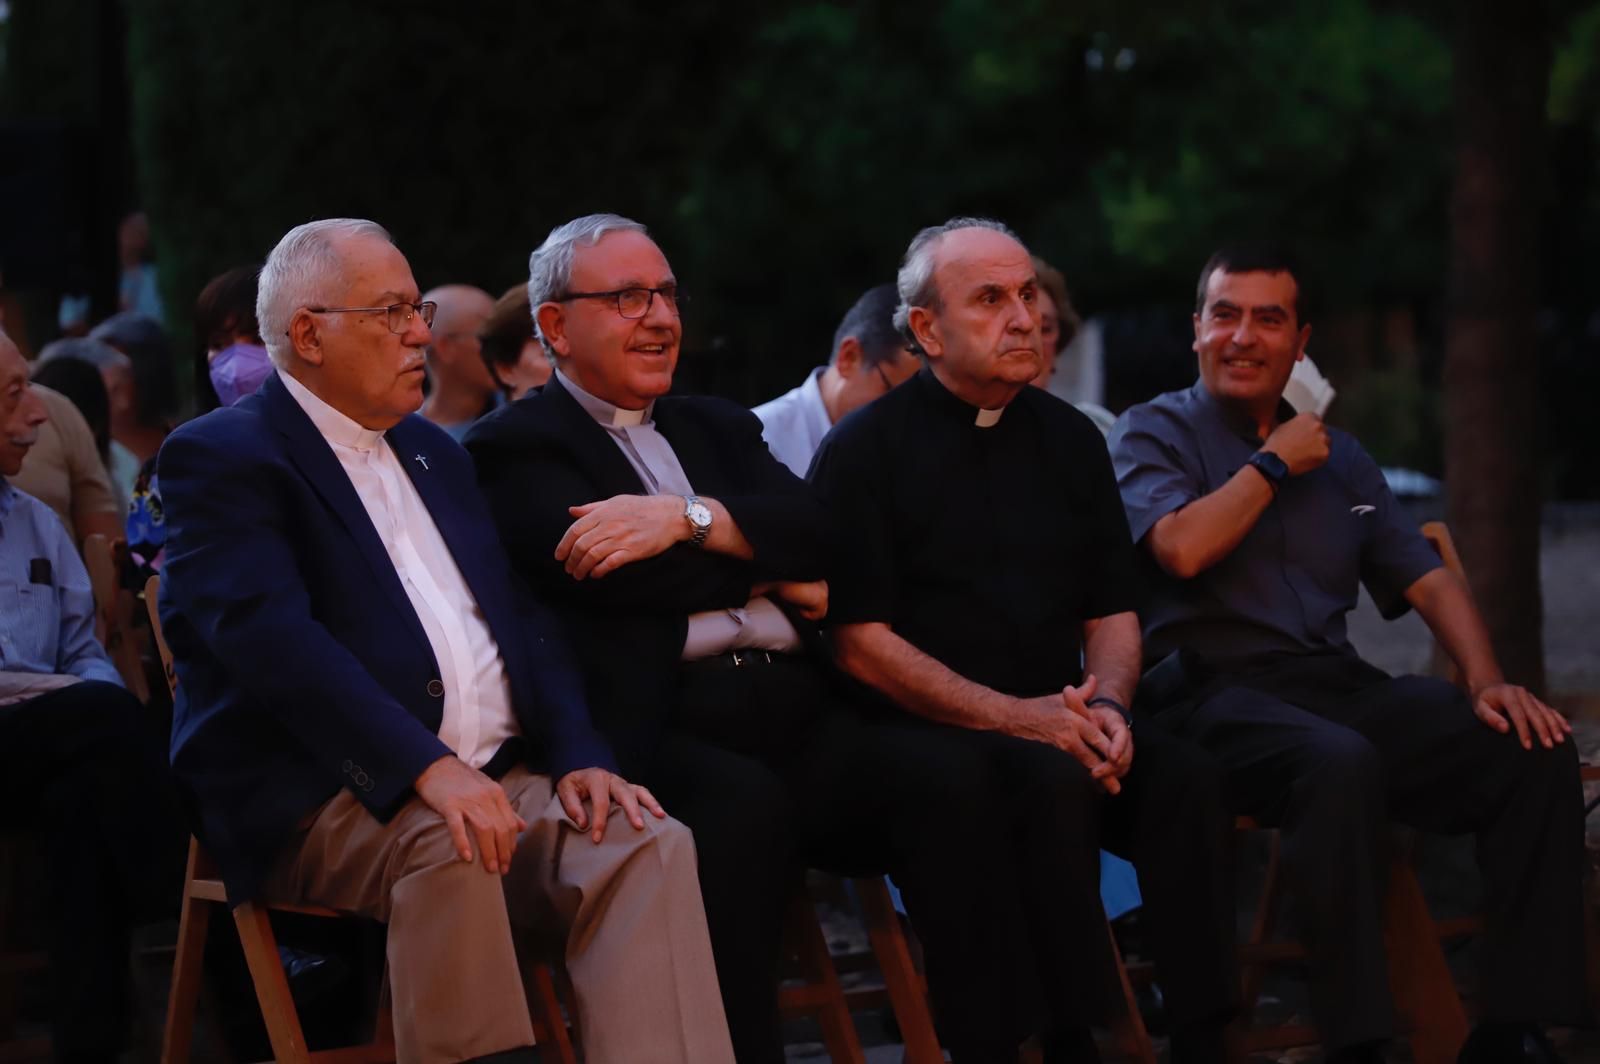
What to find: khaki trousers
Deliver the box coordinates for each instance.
[264,766,734,1064]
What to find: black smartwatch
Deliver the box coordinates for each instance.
[1086,696,1133,730]
[1246,450,1288,493]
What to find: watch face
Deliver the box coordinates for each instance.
[687,501,713,527]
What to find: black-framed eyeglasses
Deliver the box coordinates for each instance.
[557,286,685,320]
[304,301,437,335]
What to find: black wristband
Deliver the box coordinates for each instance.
[1086,696,1133,728]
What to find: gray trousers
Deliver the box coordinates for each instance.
[264,765,735,1064]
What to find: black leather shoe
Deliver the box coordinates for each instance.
[1458,1023,1566,1064]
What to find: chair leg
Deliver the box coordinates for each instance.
[530,964,577,1064]
[1105,916,1157,1064]
[785,893,866,1064]
[232,903,312,1064]
[1383,862,1468,1064]
[1239,829,1284,1025]
[162,869,215,1064]
[855,878,943,1064]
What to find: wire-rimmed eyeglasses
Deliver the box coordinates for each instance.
[304,301,437,334]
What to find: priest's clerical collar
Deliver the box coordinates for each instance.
[557,368,653,428]
[915,368,1010,429]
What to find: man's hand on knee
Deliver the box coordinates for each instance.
[1471,682,1572,751]
[557,767,667,844]
[414,755,528,874]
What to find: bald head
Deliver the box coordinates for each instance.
[420,284,496,410]
[1,328,49,476]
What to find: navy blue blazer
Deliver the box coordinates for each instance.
[464,375,833,777]
[158,373,614,903]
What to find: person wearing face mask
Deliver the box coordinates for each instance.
[196,265,273,411]
[121,267,271,574]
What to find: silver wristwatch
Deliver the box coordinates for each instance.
[683,495,713,547]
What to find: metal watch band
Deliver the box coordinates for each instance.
[684,494,711,547]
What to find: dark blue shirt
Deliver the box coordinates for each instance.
[1108,381,1440,666]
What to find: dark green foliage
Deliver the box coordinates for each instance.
[70,0,1600,482]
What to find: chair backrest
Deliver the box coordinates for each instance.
[144,575,178,699]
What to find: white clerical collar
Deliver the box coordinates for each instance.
[557,368,653,428]
[277,369,386,452]
[975,407,1005,428]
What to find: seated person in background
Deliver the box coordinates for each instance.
[13,350,122,545]
[1108,243,1583,1064]
[478,283,552,402]
[128,265,273,576]
[0,327,184,1063]
[196,264,273,412]
[752,283,922,475]
[809,217,1237,1064]
[158,218,732,1064]
[419,284,500,438]
[1030,257,1117,434]
[89,311,176,475]
[468,213,1036,1064]
[36,337,143,509]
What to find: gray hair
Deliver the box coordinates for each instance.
[37,337,131,371]
[527,213,649,360]
[258,218,392,367]
[892,216,1026,353]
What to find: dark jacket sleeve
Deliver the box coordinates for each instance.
[469,412,759,614]
[158,420,450,816]
[704,400,835,582]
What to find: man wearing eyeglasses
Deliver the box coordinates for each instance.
[753,283,922,476]
[467,213,1030,1064]
[157,218,734,1064]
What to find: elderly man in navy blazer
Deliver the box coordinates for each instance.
[157,218,733,1064]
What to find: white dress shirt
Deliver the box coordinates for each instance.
[278,370,518,769]
[752,367,832,477]
[556,370,801,659]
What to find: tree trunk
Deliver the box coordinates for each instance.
[1443,0,1550,694]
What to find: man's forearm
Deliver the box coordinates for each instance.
[831,622,1016,731]
[1082,611,1142,707]
[1405,567,1504,692]
[699,497,755,560]
[1146,467,1274,579]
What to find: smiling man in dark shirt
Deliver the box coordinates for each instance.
[1109,243,1584,1064]
[811,217,1237,1064]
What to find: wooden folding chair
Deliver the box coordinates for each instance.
[789,874,1153,1064]
[147,576,579,1064]
[1223,522,1496,1062]
[83,534,150,703]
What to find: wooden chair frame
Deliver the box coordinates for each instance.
[148,576,579,1064]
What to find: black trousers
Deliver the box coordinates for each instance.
[1159,650,1586,1050]
[649,656,1236,1063]
[0,680,186,1060]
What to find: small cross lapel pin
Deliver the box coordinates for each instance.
[413,454,429,471]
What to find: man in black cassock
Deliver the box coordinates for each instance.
[808,217,1238,1064]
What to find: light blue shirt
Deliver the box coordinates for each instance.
[0,479,122,685]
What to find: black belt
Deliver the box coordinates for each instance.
[683,648,802,671]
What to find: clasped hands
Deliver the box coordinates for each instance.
[1012,674,1134,794]
[413,755,666,874]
